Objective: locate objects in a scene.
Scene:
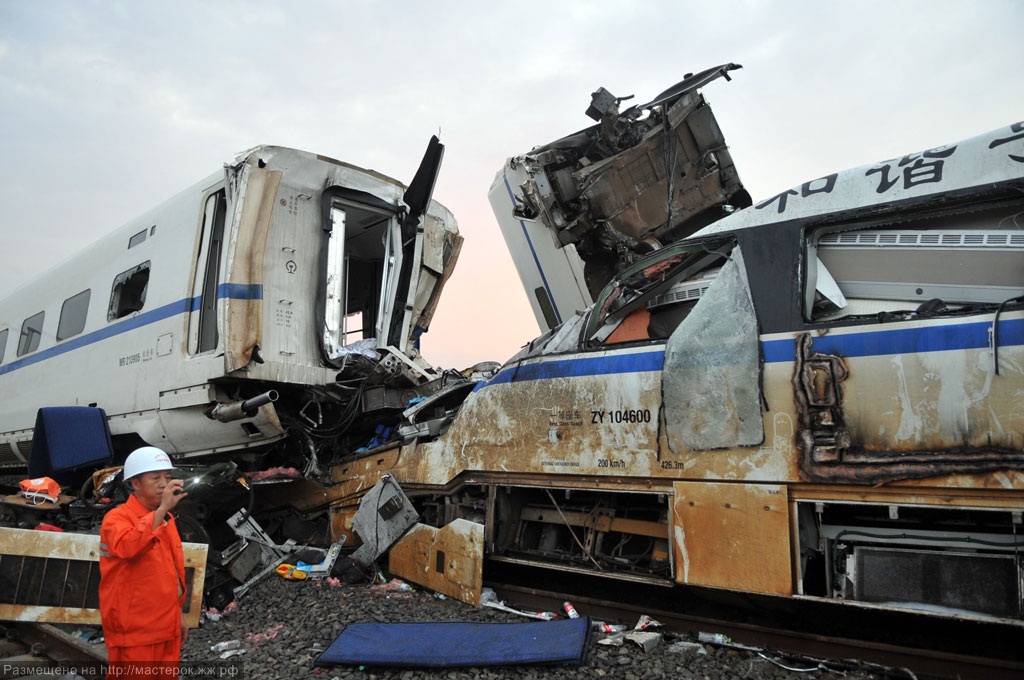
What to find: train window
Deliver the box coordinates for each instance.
[57,289,91,340]
[343,310,364,344]
[587,241,730,346]
[322,197,396,358]
[0,328,7,364]
[108,262,150,321]
[17,311,45,357]
[805,203,1024,322]
[128,229,147,249]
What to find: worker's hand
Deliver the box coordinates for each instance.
[181,613,189,645]
[159,478,187,512]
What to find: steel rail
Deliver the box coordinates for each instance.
[488,581,1024,680]
[2,622,107,679]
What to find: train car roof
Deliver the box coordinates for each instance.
[693,122,1024,238]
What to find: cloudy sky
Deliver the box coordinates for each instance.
[1,0,1021,370]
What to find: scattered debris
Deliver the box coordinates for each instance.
[246,623,285,644]
[698,631,732,645]
[479,588,557,621]
[349,476,419,567]
[667,640,709,655]
[210,640,241,653]
[275,563,309,580]
[592,621,628,633]
[624,630,662,653]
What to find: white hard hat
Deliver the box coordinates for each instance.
[123,446,174,480]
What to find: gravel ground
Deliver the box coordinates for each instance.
[181,575,894,680]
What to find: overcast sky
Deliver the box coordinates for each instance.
[1,0,1021,370]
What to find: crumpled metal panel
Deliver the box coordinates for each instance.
[388,519,483,606]
[225,166,281,373]
[350,476,420,566]
[411,213,463,334]
[663,249,763,450]
[502,66,751,307]
[575,100,741,243]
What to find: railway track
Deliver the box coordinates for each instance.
[0,621,106,679]
[485,562,1024,680]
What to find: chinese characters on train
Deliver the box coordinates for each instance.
[755,122,1024,215]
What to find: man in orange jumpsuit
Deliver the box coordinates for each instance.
[100,446,189,677]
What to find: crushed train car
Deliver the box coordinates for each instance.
[0,137,477,607]
[332,75,1024,622]
[489,62,751,332]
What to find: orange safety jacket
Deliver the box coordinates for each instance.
[99,494,186,648]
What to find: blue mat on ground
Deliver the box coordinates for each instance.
[315,617,591,668]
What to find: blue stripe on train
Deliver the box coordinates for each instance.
[0,285,263,376]
[480,317,1024,388]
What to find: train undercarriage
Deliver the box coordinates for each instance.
[396,477,1024,622]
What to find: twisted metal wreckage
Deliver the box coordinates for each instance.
[2,63,1023,627]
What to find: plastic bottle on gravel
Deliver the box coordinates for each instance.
[210,640,241,653]
[697,632,731,645]
[563,601,580,619]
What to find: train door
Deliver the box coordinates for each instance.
[188,188,227,355]
[583,236,764,453]
[319,195,398,361]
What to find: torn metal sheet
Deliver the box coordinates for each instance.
[0,526,207,627]
[350,476,419,567]
[388,519,483,606]
[664,248,763,451]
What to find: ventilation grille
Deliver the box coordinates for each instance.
[820,230,1024,248]
[647,269,720,309]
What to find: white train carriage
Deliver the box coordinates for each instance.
[0,140,461,470]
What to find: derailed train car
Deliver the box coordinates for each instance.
[330,80,1024,623]
[0,138,462,473]
[0,139,466,605]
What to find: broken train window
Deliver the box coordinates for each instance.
[586,239,733,346]
[108,261,151,322]
[322,197,399,359]
[804,202,1024,323]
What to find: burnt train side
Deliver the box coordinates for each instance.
[330,122,1024,622]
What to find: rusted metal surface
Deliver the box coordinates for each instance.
[790,482,1024,508]
[388,519,483,606]
[501,64,750,304]
[0,527,208,628]
[672,481,792,595]
[225,166,281,373]
[794,332,1024,484]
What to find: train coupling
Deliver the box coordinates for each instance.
[206,390,279,422]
